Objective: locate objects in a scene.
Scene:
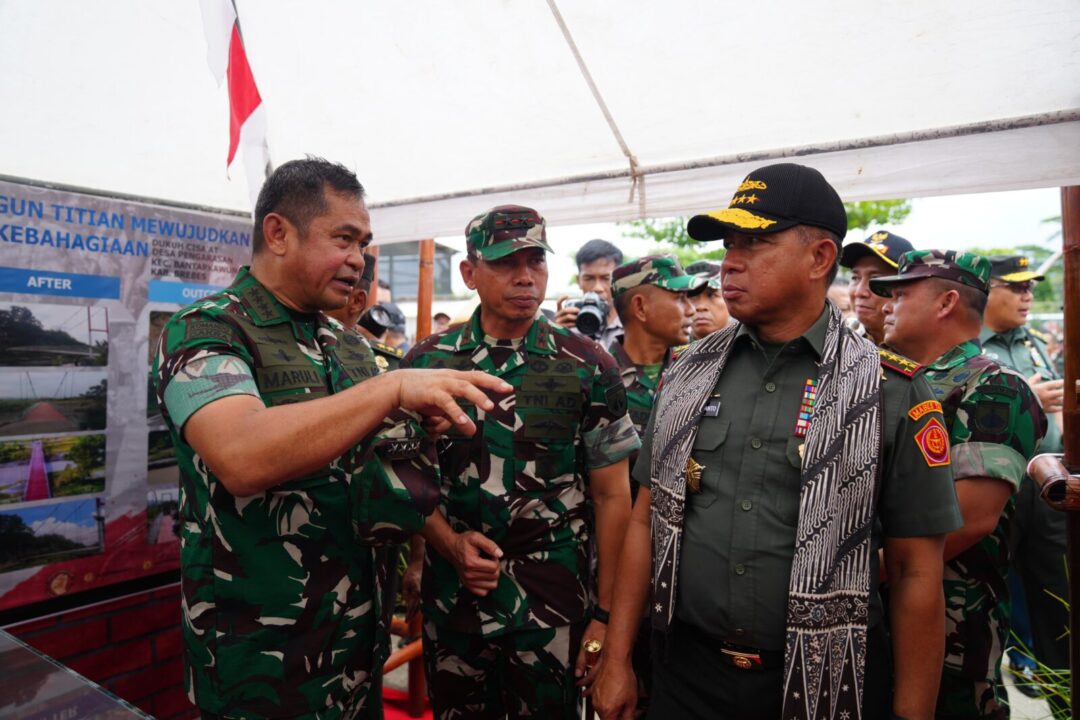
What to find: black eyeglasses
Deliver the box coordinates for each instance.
[990,281,1035,294]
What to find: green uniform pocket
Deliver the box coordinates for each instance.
[688,419,729,508]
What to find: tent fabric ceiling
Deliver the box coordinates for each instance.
[2,0,1079,244]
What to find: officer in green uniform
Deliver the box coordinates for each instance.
[153,158,509,720]
[403,204,639,719]
[979,254,1067,694]
[592,163,963,720]
[872,250,1047,719]
[839,230,915,344]
[608,254,702,461]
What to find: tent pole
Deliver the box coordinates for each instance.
[416,239,435,342]
[1062,186,1080,717]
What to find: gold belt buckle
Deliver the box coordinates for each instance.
[721,647,762,671]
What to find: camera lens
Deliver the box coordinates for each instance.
[575,306,603,337]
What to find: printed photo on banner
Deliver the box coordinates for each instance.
[147,310,176,420]
[147,430,178,490]
[0,433,106,506]
[146,486,179,546]
[0,302,108,367]
[0,370,107,437]
[0,499,104,572]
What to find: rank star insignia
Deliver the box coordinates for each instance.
[686,457,704,493]
[374,355,389,370]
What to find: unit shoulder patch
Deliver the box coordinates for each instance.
[879,348,922,377]
[914,416,951,467]
[907,399,943,421]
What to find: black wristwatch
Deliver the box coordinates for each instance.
[592,606,611,624]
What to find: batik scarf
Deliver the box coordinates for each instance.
[649,303,882,720]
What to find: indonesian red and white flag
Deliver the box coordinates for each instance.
[200,0,270,209]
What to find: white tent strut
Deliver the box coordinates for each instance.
[545,0,645,215]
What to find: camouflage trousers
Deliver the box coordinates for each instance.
[935,670,1008,720]
[423,620,586,720]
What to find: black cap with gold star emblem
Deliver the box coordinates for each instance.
[686,163,848,244]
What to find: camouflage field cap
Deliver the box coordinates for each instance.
[684,259,722,292]
[359,252,376,290]
[870,250,991,297]
[611,254,705,297]
[465,204,553,260]
[686,163,848,243]
[839,230,914,269]
[988,254,1045,283]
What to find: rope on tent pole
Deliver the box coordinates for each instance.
[545,0,646,216]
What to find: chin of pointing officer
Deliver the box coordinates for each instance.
[590,163,962,720]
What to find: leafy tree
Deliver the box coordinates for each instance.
[844,200,912,233]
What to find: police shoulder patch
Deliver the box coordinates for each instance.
[914,416,951,467]
[879,348,922,377]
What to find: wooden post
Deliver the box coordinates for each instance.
[366,245,380,311]
[416,239,435,341]
[1062,186,1080,717]
[407,612,427,716]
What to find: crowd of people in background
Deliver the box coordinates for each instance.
[156,156,1069,720]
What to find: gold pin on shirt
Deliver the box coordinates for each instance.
[686,457,705,493]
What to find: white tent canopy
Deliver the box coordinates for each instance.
[2,0,1079,243]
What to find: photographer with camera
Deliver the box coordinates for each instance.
[556,238,624,348]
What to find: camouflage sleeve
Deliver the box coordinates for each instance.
[154,309,260,430]
[581,353,641,469]
[951,369,1047,488]
[351,409,441,545]
[162,353,260,429]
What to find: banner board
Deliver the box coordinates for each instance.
[0,178,251,610]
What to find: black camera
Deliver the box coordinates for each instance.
[565,292,608,339]
[359,302,405,337]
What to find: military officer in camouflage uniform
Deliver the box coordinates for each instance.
[839,230,915,344]
[606,254,701,710]
[608,255,701,467]
[153,158,509,720]
[684,260,731,338]
[402,205,639,719]
[872,250,1047,719]
[326,252,405,371]
[980,254,1068,694]
[593,164,962,720]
